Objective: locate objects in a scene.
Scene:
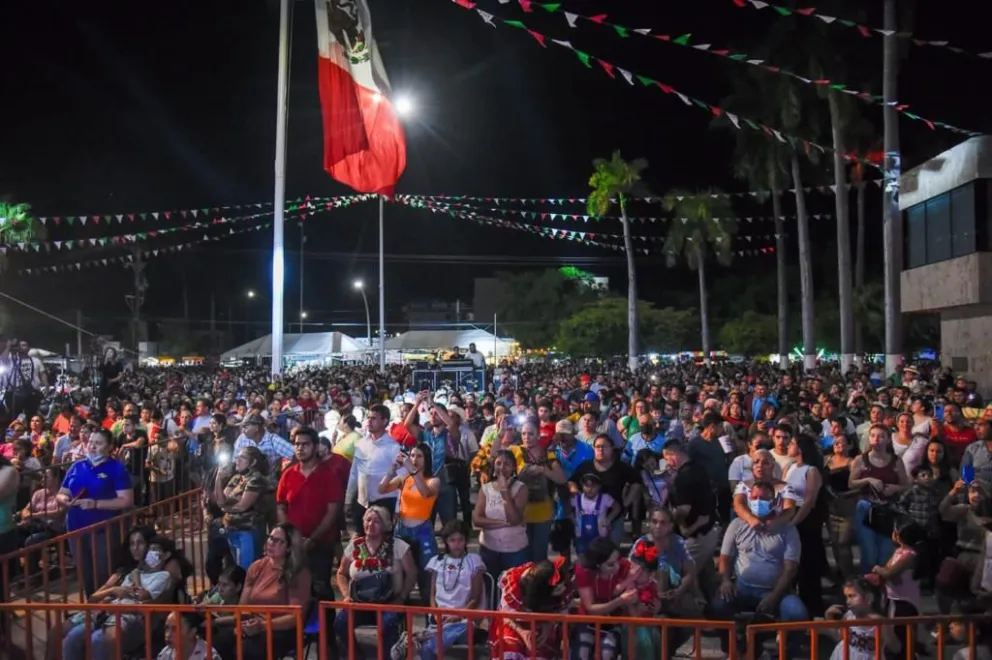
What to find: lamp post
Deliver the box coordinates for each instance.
[353,279,372,355]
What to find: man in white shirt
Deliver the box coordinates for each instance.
[347,404,402,533]
[466,343,486,369]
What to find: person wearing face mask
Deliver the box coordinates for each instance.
[56,429,134,595]
[709,482,808,655]
[60,534,178,660]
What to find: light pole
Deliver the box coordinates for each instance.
[245,290,256,343]
[353,280,372,354]
[269,0,293,377]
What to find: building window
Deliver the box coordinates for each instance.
[903,181,981,268]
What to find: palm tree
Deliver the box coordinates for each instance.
[882,0,902,377]
[826,89,856,373]
[662,190,736,364]
[0,202,46,273]
[588,151,648,372]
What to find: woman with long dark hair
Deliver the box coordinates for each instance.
[490,557,573,660]
[784,433,826,616]
[473,449,529,578]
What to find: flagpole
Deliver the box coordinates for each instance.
[271,0,293,377]
[378,195,386,372]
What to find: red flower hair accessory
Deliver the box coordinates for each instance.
[632,540,659,568]
[548,556,568,586]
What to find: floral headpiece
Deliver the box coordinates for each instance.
[548,556,568,586]
[631,539,660,569]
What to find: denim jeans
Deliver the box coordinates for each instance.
[334,608,402,659]
[395,520,438,603]
[527,520,553,563]
[62,617,144,660]
[854,499,894,573]
[419,620,469,659]
[227,529,257,570]
[70,527,118,597]
[708,581,809,653]
[479,545,530,581]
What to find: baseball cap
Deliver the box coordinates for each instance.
[584,392,599,403]
[241,414,264,426]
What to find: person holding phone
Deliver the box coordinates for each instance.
[473,449,529,578]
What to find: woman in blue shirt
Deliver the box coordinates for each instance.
[56,429,134,595]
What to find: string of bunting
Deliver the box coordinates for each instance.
[394,197,780,256]
[402,178,883,207]
[729,0,992,61]
[492,0,979,137]
[450,0,879,169]
[399,195,832,225]
[28,194,370,227]
[1,197,357,252]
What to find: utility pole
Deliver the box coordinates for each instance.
[124,248,147,354]
[76,309,84,357]
[269,0,292,376]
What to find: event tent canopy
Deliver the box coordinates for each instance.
[221,332,365,360]
[384,329,514,355]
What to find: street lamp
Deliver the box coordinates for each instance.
[300,311,308,320]
[353,279,372,352]
[247,290,256,299]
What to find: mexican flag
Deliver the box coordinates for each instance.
[315,0,406,196]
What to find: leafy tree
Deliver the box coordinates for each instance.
[556,298,696,357]
[719,311,778,356]
[588,151,648,371]
[661,190,735,364]
[495,269,599,349]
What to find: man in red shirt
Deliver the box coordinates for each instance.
[941,403,978,465]
[276,426,348,603]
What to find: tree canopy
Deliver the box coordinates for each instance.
[495,268,600,349]
[555,297,698,357]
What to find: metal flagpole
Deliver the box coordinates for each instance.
[271,0,293,377]
[378,195,386,372]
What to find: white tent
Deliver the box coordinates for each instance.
[221,332,365,361]
[385,329,514,356]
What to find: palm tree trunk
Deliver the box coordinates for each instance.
[621,200,639,371]
[854,179,866,365]
[791,153,816,372]
[697,245,711,365]
[882,0,902,377]
[772,186,789,370]
[828,92,855,374]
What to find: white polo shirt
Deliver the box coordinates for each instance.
[349,430,402,507]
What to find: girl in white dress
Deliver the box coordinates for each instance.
[824,577,899,660]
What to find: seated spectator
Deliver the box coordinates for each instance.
[193,564,245,606]
[17,466,65,571]
[417,522,486,659]
[60,535,180,660]
[823,577,899,660]
[937,479,992,616]
[158,611,221,660]
[490,557,573,660]
[334,506,416,656]
[213,523,311,660]
[630,505,702,618]
[709,482,808,653]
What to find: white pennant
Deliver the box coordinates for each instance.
[564,12,578,28]
[477,10,495,26]
[617,68,634,85]
[726,112,741,129]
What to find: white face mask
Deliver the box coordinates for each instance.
[144,550,162,568]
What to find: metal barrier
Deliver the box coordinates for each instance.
[1,489,206,617]
[0,602,304,660]
[746,614,991,660]
[323,600,737,660]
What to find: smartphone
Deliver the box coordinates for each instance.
[934,403,944,422]
[963,464,975,485]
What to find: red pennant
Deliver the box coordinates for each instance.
[654,34,671,41]
[710,106,723,117]
[812,79,831,85]
[518,0,533,11]
[54,217,62,225]
[128,214,135,221]
[91,216,100,222]
[597,60,616,77]
[896,104,909,111]
[452,0,476,8]
[526,29,546,46]
[164,211,171,219]
[795,7,816,15]
[657,82,675,94]
[923,118,935,130]
[857,25,871,37]
[589,14,608,23]
[712,49,730,56]
[731,0,746,5]
[765,66,780,72]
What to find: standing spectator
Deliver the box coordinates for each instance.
[571,434,640,545]
[276,426,347,605]
[53,416,85,464]
[0,455,19,646]
[214,446,271,569]
[56,429,134,595]
[97,347,124,412]
[349,404,402,532]
[233,414,295,480]
[473,449,529,578]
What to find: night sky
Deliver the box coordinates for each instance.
[2,0,990,350]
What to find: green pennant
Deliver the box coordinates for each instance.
[636,74,655,86]
[673,33,691,46]
[728,53,749,61]
[103,215,111,222]
[139,213,147,220]
[838,19,856,27]
[540,3,560,11]
[613,25,630,38]
[574,50,592,67]
[692,98,709,110]
[67,217,76,226]
[773,6,792,16]
[504,19,526,29]
[744,118,760,129]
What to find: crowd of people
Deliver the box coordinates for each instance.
[2,345,992,659]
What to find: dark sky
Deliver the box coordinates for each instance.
[2,0,989,350]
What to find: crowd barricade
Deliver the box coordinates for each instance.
[1,488,206,633]
[0,602,304,660]
[322,601,737,660]
[746,614,991,660]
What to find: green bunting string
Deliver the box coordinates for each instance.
[495,0,979,137]
[30,195,370,228]
[398,195,833,225]
[729,0,992,61]
[449,0,880,170]
[393,196,780,257]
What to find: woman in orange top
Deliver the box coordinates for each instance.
[379,442,440,604]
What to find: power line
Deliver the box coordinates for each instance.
[182,247,643,266]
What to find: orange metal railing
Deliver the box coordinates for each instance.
[0,602,304,660]
[746,614,991,660]
[1,489,206,620]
